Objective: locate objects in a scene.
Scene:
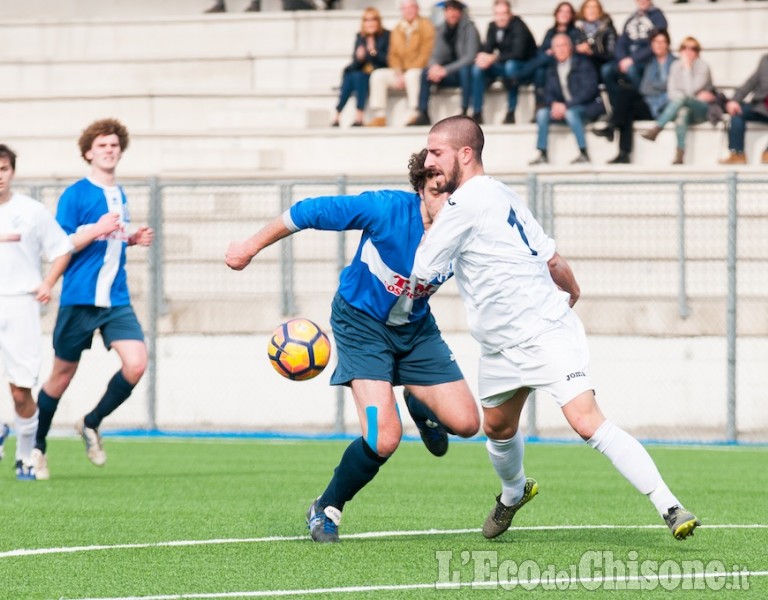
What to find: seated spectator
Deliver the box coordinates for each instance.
[407,0,480,126]
[366,0,435,127]
[573,0,617,77]
[593,28,676,163]
[641,36,716,165]
[469,0,537,125]
[719,53,768,164]
[529,33,606,165]
[506,2,579,115]
[331,8,390,127]
[602,0,667,109]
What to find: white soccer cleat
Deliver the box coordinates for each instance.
[75,420,107,466]
[30,448,50,480]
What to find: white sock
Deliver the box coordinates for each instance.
[587,420,680,517]
[486,433,526,506]
[14,409,39,464]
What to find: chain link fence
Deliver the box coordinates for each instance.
[5,174,766,443]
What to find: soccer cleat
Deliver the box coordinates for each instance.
[76,420,107,466]
[404,391,448,457]
[30,449,49,480]
[663,505,700,540]
[306,499,341,543]
[15,460,36,481]
[0,423,9,461]
[482,478,539,539]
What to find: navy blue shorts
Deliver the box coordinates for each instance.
[329,294,463,387]
[53,305,145,362]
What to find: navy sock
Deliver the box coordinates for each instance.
[318,437,388,511]
[36,389,60,453]
[405,391,455,435]
[84,371,136,430]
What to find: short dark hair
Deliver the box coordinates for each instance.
[429,116,484,166]
[78,118,130,163]
[649,28,671,45]
[408,148,430,192]
[443,0,465,11]
[0,144,17,171]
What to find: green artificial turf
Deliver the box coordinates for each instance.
[0,438,765,599]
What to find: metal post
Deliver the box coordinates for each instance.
[725,173,738,442]
[334,175,348,434]
[526,177,542,439]
[146,177,162,431]
[279,183,296,316]
[677,181,691,319]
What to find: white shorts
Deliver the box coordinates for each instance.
[479,310,593,409]
[0,295,42,388]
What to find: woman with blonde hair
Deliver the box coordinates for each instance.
[641,36,716,164]
[331,8,390,127]
[573,0,617,75]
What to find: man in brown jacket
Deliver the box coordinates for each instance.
[720,53,768,164]
[366,0,435,126]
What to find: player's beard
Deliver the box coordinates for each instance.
[436,158,462,194]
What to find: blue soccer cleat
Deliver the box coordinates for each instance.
[15,460,36,481]
[404,390,448,457]
[306,498,341,543]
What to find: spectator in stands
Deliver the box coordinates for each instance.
[504,2,578,118]
[602,0,667,109]
[593,28,676,163]
[469,0,537,125]
[331,8,390,128]
[204,0,261,12]
[407,0,480,126]
[719,53,768,165]
[366,0,435,127]
[573,0,617,78]
[530,33,605,165]
[641,36,715,165]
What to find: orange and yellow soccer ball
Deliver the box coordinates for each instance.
[267,318,332,381]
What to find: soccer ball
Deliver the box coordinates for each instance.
[267,318,331,381]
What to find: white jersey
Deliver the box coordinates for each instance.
[413,175,571,353]
[0,192,73,296]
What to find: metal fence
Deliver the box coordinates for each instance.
[11,173,768,443]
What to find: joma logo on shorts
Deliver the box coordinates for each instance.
[566,371,585,381]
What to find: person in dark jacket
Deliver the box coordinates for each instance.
[469,0,537,124]
[573,0,617,77]
[530,34,606,165]
[332,8,390,127]
[601,0,667,108]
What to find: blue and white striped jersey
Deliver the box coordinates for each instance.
[285,189,450,326]
[57,178,132,307]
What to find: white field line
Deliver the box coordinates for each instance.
[1,523,767,560]
[62,571,768,600]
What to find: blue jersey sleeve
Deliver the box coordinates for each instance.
[289,191,392,233]
[56,186,81,236]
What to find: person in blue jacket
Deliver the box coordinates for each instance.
[225,149,480,543]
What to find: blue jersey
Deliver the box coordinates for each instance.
[56,178,132,307]
[286,190,450,326]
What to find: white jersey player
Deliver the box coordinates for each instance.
[413,116,700,541]
[0,144,72,479]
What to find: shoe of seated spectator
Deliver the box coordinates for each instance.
[641,125,662,142]
[351,121,363,127]
[366,117,387,127]
[502,111,516,125]
[244,0,260,10]
[592,125,614,142]
[761,150,768,164]
[471,112,483,125]
[571,150,590,164]
[406,112,431,127]
[608,152,630,164]
[330,120,340,128]
[204,1,226,12]
[719,151,746,165]
[529,152,548,166]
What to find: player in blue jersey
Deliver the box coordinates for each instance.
[30,119,154,480]
[226,150,480,543]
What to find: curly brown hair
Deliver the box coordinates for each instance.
[78,118,130,163]
[408,148,430,192]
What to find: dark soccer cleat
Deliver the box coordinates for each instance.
[663,505,700,540]
[306,499,341,543]
[15,460,36,481]
[0,423,9,462]
[404,391,448,457]
[482,478,539,539]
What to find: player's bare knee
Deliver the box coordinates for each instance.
[375,433,401,458]
[452,413,480,438]
[483,420,517,440]
[121,360,147,384]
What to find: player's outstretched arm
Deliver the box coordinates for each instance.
[225,215,293,271]
[548,252,580,307]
